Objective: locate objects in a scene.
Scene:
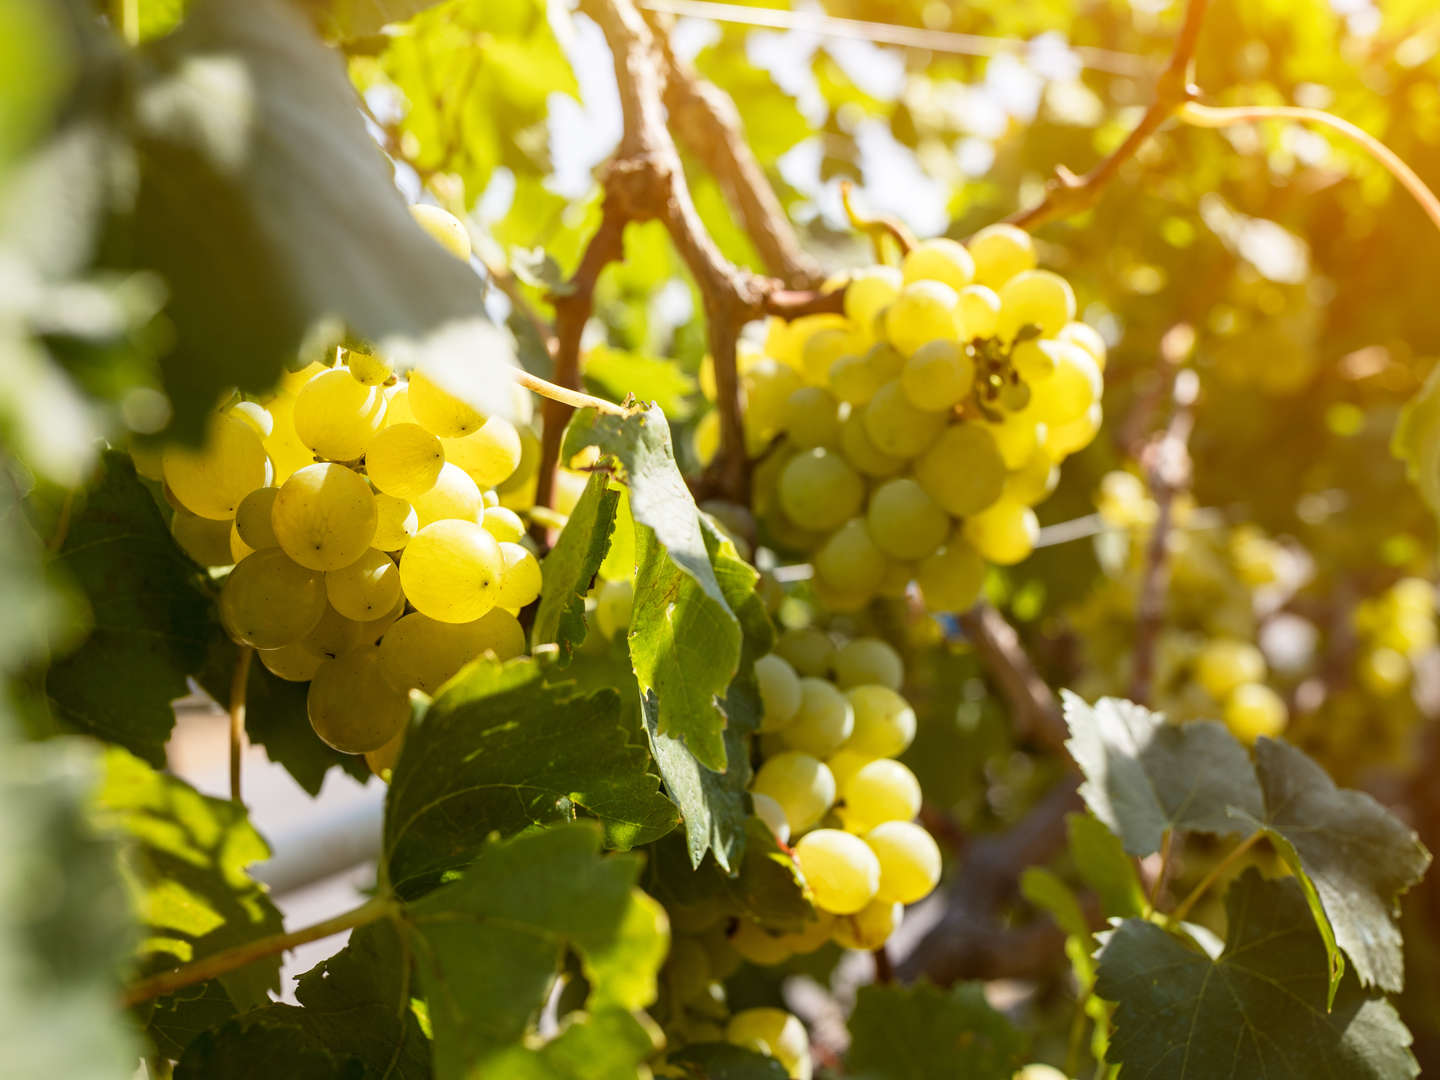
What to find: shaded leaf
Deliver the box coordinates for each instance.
[1062,691,1263,856]
[175,1012,347,1080]
[665,1042,789,1079]
[1066,811,1146,919]
[534,471,619,661]
[1095,870,1418,1079]
[845,982,1025,1080]
[474,1008,657,1079]
[644,822,811,934]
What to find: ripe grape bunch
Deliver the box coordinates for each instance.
[742,225,1106,614]
[140,206,543,775]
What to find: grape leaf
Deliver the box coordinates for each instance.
[92,748,283,1011]
[400,822,667,1080]
[1062,691,1263,856]
[583,344,697,418]
[174,1013,347,1080]
[297,0,449,40]
[45,452,213,765]
[1095,870,1419,1079]
[533,471,620,661]
[383,656,677,897]
[144,980,239,1063]
[845,982,1025,1080]
[129,0,517,440]
[644,822,812,934]
[1232,739,1431,998]
[564,406,741,773]
[665,1043,789,1079]
[472,1008,658,1080]
[1066,811,1146,919]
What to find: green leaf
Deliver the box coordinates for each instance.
[664,1043,789,1079]
[45,452,213,765]
[583,345,697,418]
[1095,870,1418,1079]
[1066,812,1147,919]
[1232,739,1431,997]
[92,747,283,1011]
[1021,867,1090,942]
[175,1012,347,1080]
[383,656,677,897]
[1062,692,1263,856]
[534,471,620,661]
[299,0,449,40]
[644,822,812,934]
[130,0,516,439]
[845,982,1026,1080]
[401,822,667,1079]
[1393,360,1440,521]
[0,740,138,1080]
[474,1008,658,1079]
[144,979,240,1062]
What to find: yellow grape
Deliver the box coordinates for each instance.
[839,411,904,478]
[725,1008,811,1080]
[229,525,255,565]
[1010,338,1057,382]
[901,340,975,412]
[258,640,326,682]
[272,463,378,571]
[1359,647,1410,696]
[750,790,791,843]
[1044,402,1102,458]
[1029,341,1102,426]
[305,596,403,659]
[364,725,406,783]
[346,351,393,386]
[876,558,915,599]
[828,351,883,406]
[378,609,525,693]
[481,506,526,544]
[843,266,902,330]
[843,685,916,757]
[801,327,856,385]
[129,440,165,481]
[865,820,942,903]
[862,381,947,459]
[778,449,864,532]
[825,747,875,792]
[783,677,855,758]
[914,422,1006,517]
[884,280,959,357]
[410,203,472,261]
[997,269,1077,341]
[754,653,803,732]
[219,549,327,649]
[774,912,835,958]
[407,370,485,439]
[373,493,418,550]
[293,367,387,461]
[745,360,806,444]
[1058,320,1107,371]
[956,284,1001,339]
[963,498,1038,565]
[841,758,921,832]
[365,423,443,499]
[773,627,835,677]
[496,541,542,609]
[832,897,903,951]
[1195,638,1267,700]
[1224,683,1286,743]
[917,540,985,611]
[814,518,886,597]
[1004,448,1061,508]
[866,477,949,561]
[234,487,280,550]
[984,411,1040,469]
[171,509,234,567]
[228,400,274,439]
[163,414,272,520]
[325,548,402,622]
[966,223,1036,288]
[385,385,416,425]
[751,751,836,832]
[261,395,318,484]
[901,236,975,292]
[833,638,903,691]
[400,518,503,623]
[793,828,881,914]
[307,646,411,753]
[442,415,522,488]
[275,360,329,396]
[783,385,843,449]
[411,461,483,526]
[730,920,796,966]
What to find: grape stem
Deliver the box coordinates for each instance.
[840,180,916,261]
[120,893,397,1008]
[1168,829,1264,925]
[229,647,253,803]
[510,368,630,417]
[1178,103,1440,236]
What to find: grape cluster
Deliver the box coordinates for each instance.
[732,226,1105,614]
[139,207,543,773]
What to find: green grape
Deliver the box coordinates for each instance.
[129,440,165,481]
[866,477,950,561]
[775,911,837,957]
[1224,682,1287,743]
[751,751,836,832]
[480,506,526,544]
[997,269,1076,341]
[814,518,886,596]
[1195,638,1267,700]
[844,265,902,329]
[364,726,406,782]
[863,380,947,459]
[825,747,876,793]
[884,280,960,357]
[1004,447,1060,507]
[496,541,542,609]
[783,677,855,757]
[1058,320,1107,370]
[345,351,393,386]
[726,1008,811,1079]
[833,897,903,951]
[829,352,882,406]
[755,653,803,732]
[751,790,791,843]
[234,487,280,550]
[258,640,326,682]
[901,340,975,411]
[956,284,1001,339]
[325,548,402,622]
[262,395,318,484]
[774,626,836,676]
[839,411,904,478]
[410,203,472,261]
[963,498,1038,565]
[272,462,378,571]
[401,517,504,622]
[373,493,418,550]
[745,360,806,443]
[966,223,1036,288]
[833,638,903,691]
[844,685,916,757]
[782,385,843,449]
[1359,647,1410,696]
[901,236,975,292]
[219,549,327,649]
[876,558,916,598]
[863,342,906,382]
[378,609,524,693]
[793,828,881,914]
[917,540,985,611]
[914,422,1006,516]
[1044,402,1102,458]
[1028,341,1102,426]
[407,369,485,439]
[841,758,921,832]
[163,413,273,520]
[730,920,795,966]
[171,509,235,567]
[307,646,411,753]
[228,400,274,438]
[411,461,483,526]
[442,415,522,488]
[801,327,856,385]
[984,411,1040,469]
[777,448,864,532]
[865,820,942,903]
[664,937,713,1005]
[293,367,387,461]
[811,578,873,614]
[594,577,634,640]
[365,423,444,499]
[305,600,389,659]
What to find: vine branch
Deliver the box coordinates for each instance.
[959,602,1068,755]
[229,647,253,804]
